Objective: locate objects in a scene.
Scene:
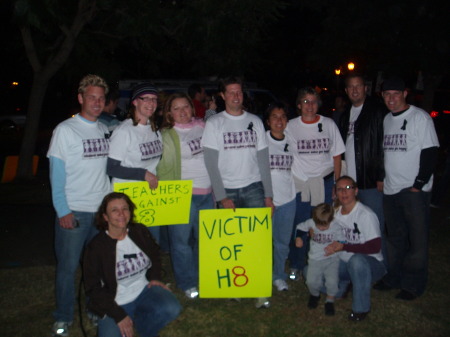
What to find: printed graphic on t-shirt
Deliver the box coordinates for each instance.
[223,130,257,150]
[139,139,163,161]
[296,138,330,154]
[270,154,293,170]
[343,224,365,244]
[312,232,335,244]
[383,134,407,152]
[187,137,203,156]
[116,251,150,281]
[82,138,109,158]
[347,121,355,136]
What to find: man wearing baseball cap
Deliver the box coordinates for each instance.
[376,76,439,300]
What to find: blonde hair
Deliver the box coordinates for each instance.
[312,203,334,226]
[78,74,109,95]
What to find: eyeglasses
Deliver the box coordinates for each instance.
[138,97,158,103]
[336,185,355,193]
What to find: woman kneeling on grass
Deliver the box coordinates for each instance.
[83,192,181,337]
[325,176,386,322]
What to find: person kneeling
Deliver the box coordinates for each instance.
[83,192,181,337]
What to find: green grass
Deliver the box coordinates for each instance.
[1,218,450,337]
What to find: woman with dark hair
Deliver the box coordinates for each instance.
[325,176,385,321]
[286,87,345,280]
[83,192,181,337]
[157,93,214,299]
[264,102,296,292]
[107,83,163,243]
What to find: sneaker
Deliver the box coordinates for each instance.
[325,302,335,316]
[307,295,320,309]
[373,280,393,291]
[273,279,289,291]
[348,311,368,322]
[52,322,69,337]
[289,268,300,281]
[395,289,417,301]
[255,297,270,309]
[184,287,199,299]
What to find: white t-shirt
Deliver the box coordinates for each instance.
[345,105,363,181]
[47,114,110,212]
[201,110,268,189]
[174,122,211,189]
[108,119,163,184]
[114,234,151,305]
[383,105,439,194]
[296,218,344,261]
[334,202,383,262]
[286,115,345,181]
[266,131,295,206]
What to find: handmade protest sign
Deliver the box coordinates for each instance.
[114,180,192,226]
[199,208,272,298]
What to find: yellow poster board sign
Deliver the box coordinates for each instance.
[199,208,272,298]
[114,180,192,226]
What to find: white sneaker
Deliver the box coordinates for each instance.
[273,279,289,291]
[52,322,70,337]
[289,268,301,281]
[184,287,199,299]
[255,297,270,309]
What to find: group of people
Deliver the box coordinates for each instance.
[47,72,439,336]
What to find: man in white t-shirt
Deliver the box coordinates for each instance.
[202,77,274,308]
[377,77,439,301]
[47,74,111,336]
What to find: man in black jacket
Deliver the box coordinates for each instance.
[338,74,388,265]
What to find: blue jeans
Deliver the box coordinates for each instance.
[54,211,98,323]
[148,226,160,245]
[383,190,430,296]
[169,193,214,291]
[220,181,265,208]
[358,188,387,267]
[337,254,386,313]
[98,285,181,337]
[289,175,334,270]
[272,198,296,281]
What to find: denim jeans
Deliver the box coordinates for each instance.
[358,188,387,267]
[383,190,430,296]
[148,226,160,245]
[54,211,98,323]
[98,285,181,337]
[289,175,334,270]
[272,198,296,281]
[168,193,214,291]
[337,254,386,313]
[220,181,265,208]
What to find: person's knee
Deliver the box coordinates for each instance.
[347,254,369,273]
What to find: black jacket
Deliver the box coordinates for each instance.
[338,96,387,189]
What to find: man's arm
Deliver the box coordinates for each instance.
[49,156,74,228]
[203,147,231,206]
[412,146,439,191]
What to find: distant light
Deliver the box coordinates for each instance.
[335,69,341,75]
[430,111,439,118]
[323,87,328,91]
[12,81,19,86]
[443,110,450,114]
[347,62,355,71]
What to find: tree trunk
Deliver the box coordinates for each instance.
[16,74,49,180]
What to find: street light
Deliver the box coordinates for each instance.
[347,62,355,71]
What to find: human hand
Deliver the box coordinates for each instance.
[324,241,344,256]
[295,237,303,248]
[220,198,235,210]
[145,171,159,190]
[410,187,420,192]
[118,315,134,337]
[59,213,76,229]
[148,280,172,291]
[265,197,275,216]
[376,181,384,192]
